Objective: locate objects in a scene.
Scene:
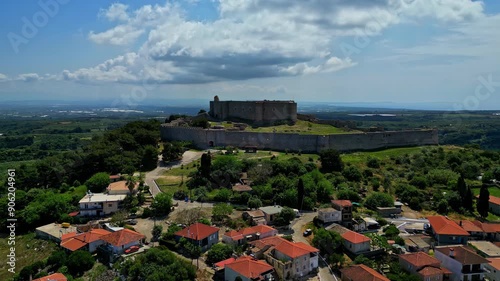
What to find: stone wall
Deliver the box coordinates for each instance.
[160,125,439,152]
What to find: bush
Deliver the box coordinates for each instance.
[364,192,394,209]
[206,243,233,264]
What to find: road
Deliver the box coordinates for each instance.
[145,150,204,197]
[290,212,338,281]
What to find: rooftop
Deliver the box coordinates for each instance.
[274,239,319,258]
[427,216,470,236]
[418,266,445,277]
[331,200,352,208]
[101,229,145,247]
[341,264,390,281]
[469,241,500,257]
[224,225,277,241]
[107,180,138,193]
[33,273,67,281]
[342,230,371,244]
[487,258,500,270]
[453,220,483,233]
[489,195,500,206]
[232,184,253,192]
[399,252,440,268]
[175,222,220,241]
[214,257,236,269]
[225,257,274,279]
[435,245,490,265]
[79,193,126,204]
[60,229,112,251]
[244,210,265,218]
[259,205,283,215]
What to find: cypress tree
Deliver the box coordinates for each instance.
[477,185,490,218]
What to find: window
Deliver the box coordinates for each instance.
[303,265,306,270]
[304,257,306,261]
[108,203,112,207]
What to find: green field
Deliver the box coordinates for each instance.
[210,120,359,135]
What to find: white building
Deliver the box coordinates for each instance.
[434,245,490,281]
[317,208,342,223]
[79,193,126,217]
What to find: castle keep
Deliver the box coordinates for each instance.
[209,96,297,125]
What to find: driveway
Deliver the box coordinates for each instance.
[146,150,204,197]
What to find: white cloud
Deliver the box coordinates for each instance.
[0,73,8,81]
[99,3,129,22]
[17,73,40,82]
[89,25,144,45]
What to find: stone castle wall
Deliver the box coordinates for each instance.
[160,125,439,152]
[209,99,297,125]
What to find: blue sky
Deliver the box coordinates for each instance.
[1,0,499,110]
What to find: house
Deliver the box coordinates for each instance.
[331,200,353,226]
[33,273,67,281]
[468,241,500,257]
[317,208,342,224]
[473,221,500,241]
[259,206,284,225]
[107,180,138,195]
[341,264,390,281]
[341,230,371,255]
[249,236,319,280]
[427,216,470,245]
[214,257,236,271]
[175,222,220,251]
[78,193,126,217]
[100,229,145,255]
[485,258,500,281]
[488,195,500,215]
[60,229,111,253]
[453,220,484,239]
[399,252,450,281]
[223,225,278,245]
[224,257,274,281]
[434,245,490,281]
[242,210,267,226]
[232,184,253,193]
[109,174,121,182]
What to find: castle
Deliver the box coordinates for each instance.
[209,96,297,125]
[161,98,439,152]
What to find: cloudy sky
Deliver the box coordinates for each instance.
[1,0,499,109]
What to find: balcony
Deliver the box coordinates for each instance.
[80,204,103,210]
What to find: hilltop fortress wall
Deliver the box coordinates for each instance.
[160,125,439,152]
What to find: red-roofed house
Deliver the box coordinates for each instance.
[214,257,236,271]
[453,220,484,239]
[175,222,220,251]
[341,230,371,255]
[224,257,274,281]
[434,245,490,281]
[107,180,138,195]
[60,229,112,253]
[257,236,319,279]
[489,195,500,215]
[32,273,67,281]
[100,229,145,254]
[341,264,389,281]
[427,216,469,245]
[485,258,500,281]
[399,252,450,281]
[475,221,500,241]
[222,225,278,245]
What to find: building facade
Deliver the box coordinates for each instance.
[434,246,490,281]
[78,193,126,217]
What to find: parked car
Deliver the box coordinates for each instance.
[127,219,138,225]
[303,229,312,237]
[124,246,140,254]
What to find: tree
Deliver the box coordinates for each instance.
[141,145,159,170]
[364,192,394,209]
[477,185,490,218]
[337,189,361,202]
[200,153,212,179]
[353,254,375,268]
[297,178,305,210]
[383,224,400,239]
[312,228,342,255]
[111,210,127,227]
[247,197,263,209]
[342,166,362,182]
[463,186,473,211]
[206,243,233,264]
[366,157,380,168]
[151,193,173,217]
[66,250,95,276]
[274,207,296,226]
[152,225,163,242]
[126,175,136,194]
[85,172,110,193]
[212,203,233,222]
[235,277,243,281]
[457,175,467,200]
[409,175,427,189]
[162,142,183,162]
[319,149,343,173]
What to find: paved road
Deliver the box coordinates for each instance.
[145,150,204,197]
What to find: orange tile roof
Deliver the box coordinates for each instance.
[342,231,371,244]
[453,220,483,233]
[225,225,277,241]
[489,196,500,206]
[33,273,67,281]
[418,266,444,277]
[214,257,236,269]
[60,229,111,251]
[341,264,390,281]
[251,235,287,249]
[225,257,274,279]
[399,252,440,268]
[487,258,500,270]
[60,238,87,251]
[175,222,220,241]
[274,239,319,259]
[101,229,145,247]
[332,200,352,207]
[427,216,470,236]
[107,181,138,192]
[435,246,490,265]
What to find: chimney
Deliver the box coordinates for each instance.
[459,221,462,226]
[449,248,455,258]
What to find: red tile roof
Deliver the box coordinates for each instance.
[342,231,371,244]
[225,257,274,279]
[60,238,87,252]
[109,175,121,179]
[101,229,145,247]
[214,257,236,269]
[33,273,67,281]
[107,181,138,193]
[224,225,277,241]
[453,220,483,233]
[489,196,500,206]
[341,264,390,281]
[435,246,490,265]
[427,216,470,236]
[175,222,220,241]
[251,235,287,250]
[487,258,500,270]
[399,252,440,268]
[332,200,352,207]
[274,240,319,258]
[68,211,79,217]
[418,266,444,277]
[60,229,112,251]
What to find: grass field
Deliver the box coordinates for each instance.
[0,233,58,278]
[210,120,358,135]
